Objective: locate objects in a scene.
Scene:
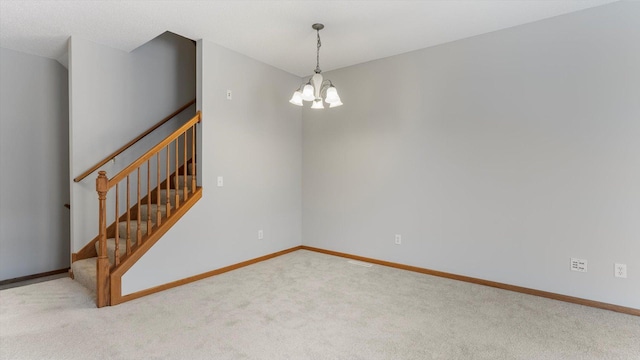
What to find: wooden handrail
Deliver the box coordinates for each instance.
[73,99,196,183]
[107,111,201,188]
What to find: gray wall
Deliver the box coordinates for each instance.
[302,2,640,308]
[69,32,196,252]
[0,47,70,280]
[122,41,302,294]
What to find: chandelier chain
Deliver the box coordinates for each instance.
[315,28,322,73]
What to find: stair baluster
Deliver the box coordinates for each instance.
[156,153,162,227]
[183,133,188,196]
[175,139,180,208]
[165,145,171,218]
[146,159,152,235]
[136,169,142,244]
[191,127,197,191]
[114,184,120,266]
[126,175,132,256]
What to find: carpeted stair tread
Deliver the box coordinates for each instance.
[117,220,153,241]
[158,189,185,206]
[173,175,194,190]
[95,238,136,265]
[71,257,97,293]
[139,204,169,223]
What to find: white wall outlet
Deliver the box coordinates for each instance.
[226,90,232,100]
[395,234,401,245]
[615,263,627,278]
[217,176,223,187]
[570,258,587,272]
[258,230,264,240]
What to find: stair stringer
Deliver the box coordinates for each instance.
[109,186,202,306]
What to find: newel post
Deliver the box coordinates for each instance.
[96,171,110,307]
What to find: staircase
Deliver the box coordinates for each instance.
[70,108,202,307]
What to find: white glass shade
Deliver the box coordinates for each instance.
[289,91,303,106]
[311,99,324,109]
[325,86,340,104]
[301,84,315,101]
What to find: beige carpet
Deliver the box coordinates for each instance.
[1,250,639,359]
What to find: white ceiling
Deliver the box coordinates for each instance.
[0,0,619,77]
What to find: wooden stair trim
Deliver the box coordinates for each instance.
[110,187,203,305]
[300,246,640,317]
[74,99,196,183]
[73,236,99,262]
[111,245,303,306]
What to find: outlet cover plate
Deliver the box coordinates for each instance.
[615,263,627,278]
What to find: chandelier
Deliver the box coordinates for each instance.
[289,23,343,109]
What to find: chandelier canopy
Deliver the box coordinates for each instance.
[289,23,343,109]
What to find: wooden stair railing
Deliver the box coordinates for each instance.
[94,111,201,307]
[74,99,196,183]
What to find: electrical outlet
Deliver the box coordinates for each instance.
[570,258,587,272]
[615,263,627,278]
[395,234,401,245]
[217,176,223,187]
[226,90,232,100]
[258,230,264,240]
